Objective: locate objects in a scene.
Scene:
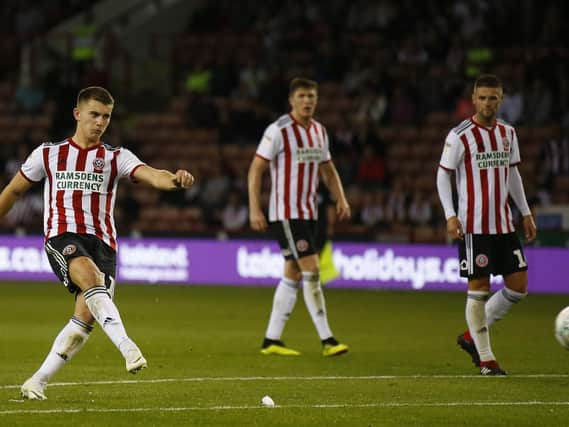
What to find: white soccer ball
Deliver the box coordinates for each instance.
[261,395,275,407]
[555,306,569,349]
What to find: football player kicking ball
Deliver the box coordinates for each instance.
[0,86,195,399]
[437,74,536,375]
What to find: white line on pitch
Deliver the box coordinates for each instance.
[1,374,568,391]
[2,401,569,415]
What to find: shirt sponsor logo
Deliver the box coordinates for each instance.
[296,147,322,163]
[475,151,509,169]
[55,171,104,191]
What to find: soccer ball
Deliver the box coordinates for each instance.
[555,306,569,349]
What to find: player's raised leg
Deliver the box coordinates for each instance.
[486,271,528,325]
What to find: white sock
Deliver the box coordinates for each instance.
[33,317,92,385]
[302,271,333,340]
[265,278,299,340]
[486,287,527,327]
[83,286,130,355]
[466,290,495,362]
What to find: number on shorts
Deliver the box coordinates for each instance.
[513,249,527,268]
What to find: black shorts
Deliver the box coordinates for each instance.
[270,219,318,261]
[45,232,117,295]
[458,232,528,279]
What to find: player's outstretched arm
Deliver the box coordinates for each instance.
[0,172,34,217]
[132,165,195,191]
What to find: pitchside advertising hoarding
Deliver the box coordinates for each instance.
[0,236,566,293]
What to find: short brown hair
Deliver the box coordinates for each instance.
[474,74,502,90]
[289,77,318,96]
[77,86,114,106]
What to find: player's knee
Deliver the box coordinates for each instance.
[298,263,319,276]
[504,271,528,294]
[468,277,490,292]
[296,254,319,274]
[504,286,528,300]
[304,266,319,275]
[286,272,302,283]
[505,280,528,294]
[69,256,104,289]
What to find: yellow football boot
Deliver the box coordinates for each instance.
[322,342,349,357]
[261,340,301,356]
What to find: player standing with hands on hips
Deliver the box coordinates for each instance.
[0,86,195,399]
[248,77,351,357]
[436,74,537,375]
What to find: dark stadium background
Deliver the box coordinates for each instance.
[1,0,567,245]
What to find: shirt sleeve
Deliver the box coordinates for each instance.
[436,167,456,219]
[439,130,464,171]
[508,165,531,215]
[19,145,46,183]
[320,125,332,163]
[117,148,145,179]
[509,128,521,165]
[256,124,281,161]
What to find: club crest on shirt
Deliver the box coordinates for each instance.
[62,244,77,256]
[502,138,510,152]
[296,239,309,252]
[475,254,489,268]
[93,157,105,172]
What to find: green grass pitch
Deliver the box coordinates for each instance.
[1,281,569,426]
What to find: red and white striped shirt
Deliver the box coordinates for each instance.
[256,114,331,221]
[20,138,144,250]
[439,118,521,234]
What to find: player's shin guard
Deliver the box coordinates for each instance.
[466,290,495,362]
[302,271,333,340]
[486,287,527,327]
[84,286,130,352]
[265,278,299,340]
[33,317,93,385]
